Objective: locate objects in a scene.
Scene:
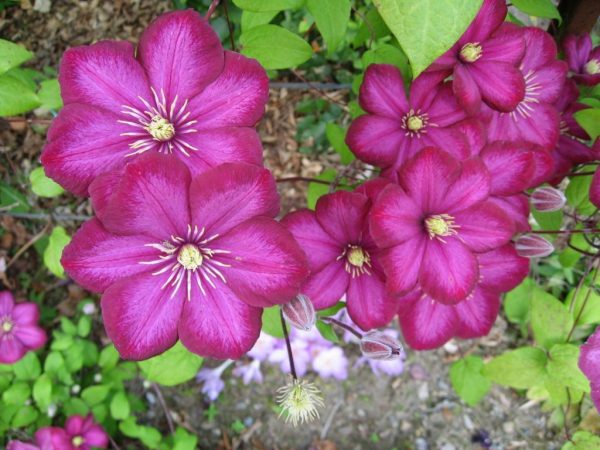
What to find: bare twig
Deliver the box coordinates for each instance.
[320,399,343,439]
[152,383,176,437]
[6,222,51,270]
[291,69,349,111]
[0,211,91,222]
[222,0,236,51]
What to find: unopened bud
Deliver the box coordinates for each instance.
[515,234,554,258]
[281,294,316,332]
[531,187,566,212]
[360,330,404,361]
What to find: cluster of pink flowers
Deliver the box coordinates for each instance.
[8,414,108,450]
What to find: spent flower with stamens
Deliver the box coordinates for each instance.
[277,378,324,427]
[42,10,268,196]
[62,154,308,360]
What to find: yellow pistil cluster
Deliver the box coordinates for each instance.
[1,320,12,333]
[584,59,600,75]
[406,115,424,131]
[425,214,459,242]
[460,42,482,63]
[338,245,372,278]
[146,115,175,141]
[177,244,203,270]
[72,436,85,447]
[277,378,324,427]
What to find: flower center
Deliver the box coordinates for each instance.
[146,115,175,141]
[140,225,231,301]
[338,245,372,278]
[584,59,600,75]
[425,214,459,242]
[459,42,482,63]
[1,320,12,333]
[401,109,429,136]
[177,244,203,270]
[406,115,424,131]
[72,436,84,447]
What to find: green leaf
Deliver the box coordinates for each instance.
[0,73,41,116]
[43,226,71,278]
[81,385,111,406]
[325,123,354,164]
[482,347,547,389]
[77,315,92,337]
[307,168,336,209]
[316,320,340,343]
[2,382,31,405]
[261,305,284,338]
[33,374,52,409]
[98,344,120,370]
[574,109,600,141]
[306,0,351,54]
[139,341,204,386]
[233,0,304,12]
[531,289,573,349]
[63,397,90,416]
[547,344,590,393]
[0,39,33,75]
[450,356,491,406]
[110,391,131,420]
[566,284,600,325]
[504,278,535,325]
[240,25,313,69]
[562,431,600,450]
[30,167,64,198]
[317,301,345,317]
[11,405,38,428]
[38,78,63,110]
[0,182,30,212]
[373,0,483,77]
[173,427,198,450]
[532,208,563,232]
[13,352,41,380]
[565,174,594,215]
[511,0,561,22]
[241,10,279,32]
[362,43,411,84]
[353,8,390,48]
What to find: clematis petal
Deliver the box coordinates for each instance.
[41,104,136,197]
[188,51,269,129]
[0,291,14,315]
[189,163,279,236]
[423,127,470,160]
[420,238,478,304]
[454,288,500,339]
[346,115,405,168]
[13,325,47,351]
[521,27,559,73]
[0,339,26,364]
[442,157,490,213]
[102,153,191,239]
[579,328,600,413]
[533,62,568,104]
[399,147,461,212]
[359,64,409,117]
[379,237,426,296]
[462,0,507,42]
[488,194,530,233]
[211,217,309,308]
[480,141,535,195]
[281,209,341,270]
[478,244,529,292]
[369,184,423,248]
[590,170,600,209]
[81,425,109,448]
[453,64,482,115]
[62,219,158,293]
[59,40,152,114]
[182,127,263,176]
[137,10,224,103]
[469,61,525,112]
[409,70,452,110]
[512,103,561,151]
[101,273,184,360]
[178,280,262,359]
[11,303,39,325]
[453,201,515,252]
[302,260,350,310]
[426,83,468,126]
[482,23,525,65]
[347,270,398,331]
[315,191,369,244]
[398,293,456,350]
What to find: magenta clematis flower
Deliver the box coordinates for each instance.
[397,244,529,350]
[482,27,567,151]
[563,34,600,86]
[282,188,398,331]
[591,168,600,209]
[550,80,597,182]
[42,10,268,196]
[429,0,525,113]
[0,291,46,364]
[345,64,468,178]
[579,326,600,413]
[50,415,108,450]
[7,427,76,450]
[62,153,308,360]
[370,147,515,303]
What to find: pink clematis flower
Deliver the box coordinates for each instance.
[42,10,268,196]
[7,427,76,450]
[62,153,308,360]
[398,244,529,350]
[482,27,568,151]
[47,415,108,450]
[370,147,515,303]
[0,291,46,364]
[579,326,600,413]
[346,64,467,178]
[590,168,600,209]
[563,33,600,86]
[429,0,526,113]
[550,79,597,182]
[282,187,398,331]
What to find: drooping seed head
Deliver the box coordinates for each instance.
[276,378,325,427]
[459,42,482,63]
[281,294,316,332]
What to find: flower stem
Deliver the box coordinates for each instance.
[205,0,220,18]
[280,307,297,380]
[567,260,599,342]
[321,317,363,339]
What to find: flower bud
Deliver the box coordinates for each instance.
[281,294,316,332]
[530,187,566,212]
[360,330,404,361]
[515,234,554,258]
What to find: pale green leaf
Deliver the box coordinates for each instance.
[43,226,71,278]
[30,167,64,198]
[531,289,573,349]
[240,25,313,69]
[512,0,561,22]
[547,344,590,393]
[449,355,491,406]
[307,0,351,54]
[261,305,284,338]
[38,78,63,110]
[482,347,547,389]
[0,39,33,74]
[326,123,354,164]
[110,391,131,420]
[32,374,52,409]
[138,341,203,386]
[241,10,279,32]
[233,0,304,11]
[0,73,40,116]
[574,109,600,141]
[566,284,600,325]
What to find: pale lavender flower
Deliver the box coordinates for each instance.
[196,360,233,401]
[313,346,348,380]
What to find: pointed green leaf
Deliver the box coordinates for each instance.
[482,347,547,389]
[449,355,491,406]
[307,0,351,54]
[531,289,573,349]
[138,341,204,386]
[240,25,312,69]
[0,39,33,74]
